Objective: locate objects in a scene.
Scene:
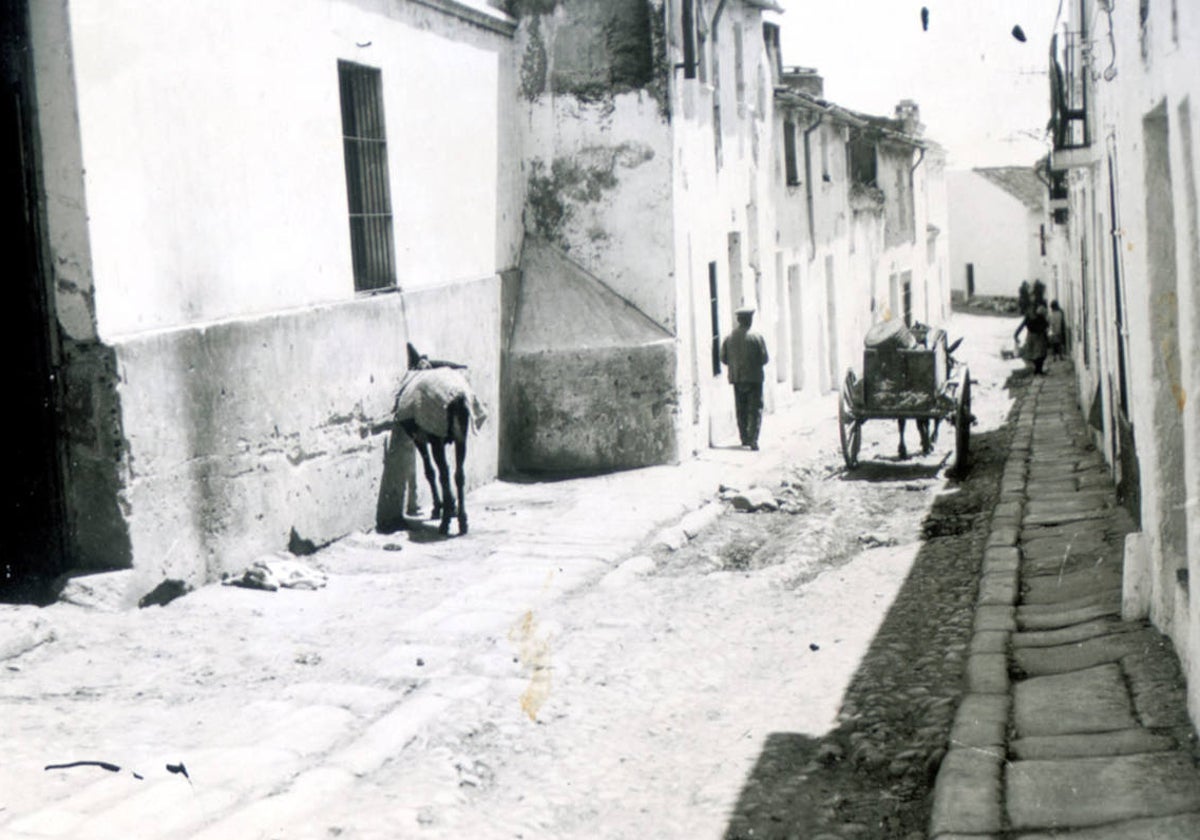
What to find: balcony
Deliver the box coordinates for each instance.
[1048,31,1096,169]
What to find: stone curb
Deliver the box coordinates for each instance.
[930,377,1037,839]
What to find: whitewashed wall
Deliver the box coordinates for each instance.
[947,170,1041,299]
[32,0,515,586]
[65,0,511,338]
[1065,0,1200,721]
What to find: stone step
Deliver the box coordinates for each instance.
[1013,628,1157,676]
[1012,616,1141,649]
[1010,728,1179,760]
[1015,813,1200,840]
[1006,753,1200,831]
[1023,508,1118,527]
[1013,664,1137,737]
[1020,570,1123,605]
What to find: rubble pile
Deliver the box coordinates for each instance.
[719,471,814,516]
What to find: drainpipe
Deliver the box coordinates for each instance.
[712,0,728,31]
[909,144,926,248]
[802,111,823,260]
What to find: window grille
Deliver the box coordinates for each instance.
[338,60,395,292]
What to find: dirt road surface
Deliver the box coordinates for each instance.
[0,313,1024,840]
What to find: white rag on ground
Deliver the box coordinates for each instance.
[223,558,328,591]
[394,368,487,437]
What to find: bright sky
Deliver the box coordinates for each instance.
[767,0,1064,168]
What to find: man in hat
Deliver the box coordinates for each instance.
[720,303,770,449]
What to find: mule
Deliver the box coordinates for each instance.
[394,343,482,536]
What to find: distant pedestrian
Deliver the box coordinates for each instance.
[1047,300,1067,360]
[720,304,769,450]
[1015,302,1050,375]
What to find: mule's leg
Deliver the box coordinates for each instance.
[897,419,908,460]
[453,418,469,535]
[430,442,454,535]
[917,419,933,455]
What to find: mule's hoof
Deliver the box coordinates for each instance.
[459,521,469,535]
[898,445,908,460]
[438,521,450,536]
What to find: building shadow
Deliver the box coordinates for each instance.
[375,426,416,535]
[842,457,948,483]
[722,394,1023,838]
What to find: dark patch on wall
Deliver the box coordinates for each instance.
[517,0,667,116]
[505,0,559,15]
[520,13,548,100]
[646,0,671,119]
[526,151,629,242]
[599,0,654,90]
[526,160,570,242]
[59,338,133,572]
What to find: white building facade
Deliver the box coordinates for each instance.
[19,0,519,591]
[947,167,1048,300]
[1046,0,1200,722]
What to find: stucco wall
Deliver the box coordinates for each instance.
[947,170,1041,298]
[109,279,499,589]
[29,0,513,588]
[1052,0,1200,722]
[1099,0,1200,717]
[505,342,677,472]
[62,0,514,337]
[516,1,675,332]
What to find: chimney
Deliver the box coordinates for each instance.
[781,66,824,98]
[894,99,923,136]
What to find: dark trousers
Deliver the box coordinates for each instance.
[733,382,763,445]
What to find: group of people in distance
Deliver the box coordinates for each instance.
[1013,280,1067,376]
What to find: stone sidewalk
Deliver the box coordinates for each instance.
[930,364,1200,839]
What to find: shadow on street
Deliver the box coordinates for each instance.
[722,373,1029,839]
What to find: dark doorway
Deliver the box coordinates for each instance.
[2,0,66,599]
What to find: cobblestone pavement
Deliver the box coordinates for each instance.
[930,362,1200,839]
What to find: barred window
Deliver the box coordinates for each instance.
[338,60,395,292]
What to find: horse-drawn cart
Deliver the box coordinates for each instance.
[837,322,972,473]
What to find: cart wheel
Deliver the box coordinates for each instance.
[954,372,972,474]
[838,391,861,470]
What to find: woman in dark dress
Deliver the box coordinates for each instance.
[1015,303,1050,375]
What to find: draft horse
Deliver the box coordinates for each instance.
[394,343,481,535]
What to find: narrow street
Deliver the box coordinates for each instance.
[2,313,1023,839]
